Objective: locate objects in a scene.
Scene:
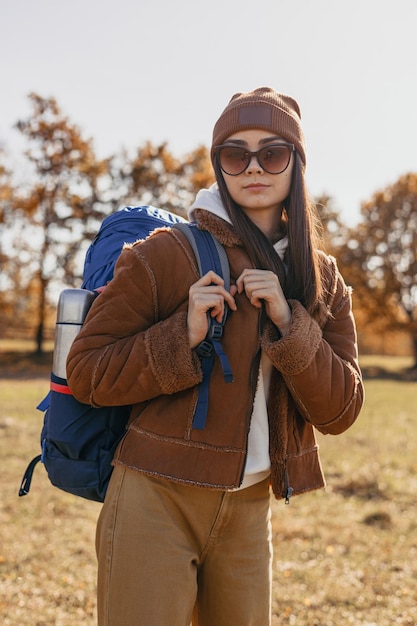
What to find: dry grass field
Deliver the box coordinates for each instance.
[1,347,416,625]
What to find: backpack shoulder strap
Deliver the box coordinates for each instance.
[174,222,230,291]
[173,223,234,430]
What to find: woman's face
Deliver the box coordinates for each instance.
[219,129,294,233]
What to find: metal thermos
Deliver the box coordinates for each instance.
[52,288,97,379]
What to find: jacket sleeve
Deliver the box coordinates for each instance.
[260,261,364,435]
[66,238,202,407]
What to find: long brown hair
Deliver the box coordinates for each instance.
[213,152,324,313]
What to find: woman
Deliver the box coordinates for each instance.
[67,87,364,626]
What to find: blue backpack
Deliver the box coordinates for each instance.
[19,206,233,502]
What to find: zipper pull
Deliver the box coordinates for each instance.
[285,486,294,505]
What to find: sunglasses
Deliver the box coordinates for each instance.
[214,142,295,176]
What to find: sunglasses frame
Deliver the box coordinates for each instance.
[214,142,295,176]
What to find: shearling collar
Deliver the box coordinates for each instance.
[193,208,241,248]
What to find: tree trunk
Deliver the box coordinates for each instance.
[34,271,47,355]
[412,335,417,370]
[35,321,44,355]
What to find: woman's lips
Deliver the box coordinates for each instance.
[244,183,269,190]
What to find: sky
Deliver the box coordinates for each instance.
[1,0,416,225]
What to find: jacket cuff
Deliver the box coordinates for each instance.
[145,311,202,394]
[260,300,322,375]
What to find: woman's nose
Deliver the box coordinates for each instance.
[245,155,263,174]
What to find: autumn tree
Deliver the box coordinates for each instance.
[13,93,110,353]
[339,173,417,367]
[182,144,216,205]
[112,142,214,217]
[0,150,13,221]
[0,151,16,330]
[313,194,347,256]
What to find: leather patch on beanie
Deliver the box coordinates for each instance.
[239,105,272,126]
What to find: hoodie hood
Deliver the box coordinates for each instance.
[188,183,288,261]
[188,183,230,224]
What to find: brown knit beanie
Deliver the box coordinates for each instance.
[211,87,306,166]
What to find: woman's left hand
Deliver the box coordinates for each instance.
[236,268,291,335]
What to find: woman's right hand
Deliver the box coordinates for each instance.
[187,271,237,348]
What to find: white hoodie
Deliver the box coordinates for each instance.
[189,185,288,489]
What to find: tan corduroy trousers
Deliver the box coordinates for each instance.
[96,466,272,626]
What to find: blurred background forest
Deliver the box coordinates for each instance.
[0,93,416,366]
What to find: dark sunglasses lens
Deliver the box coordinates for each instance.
[218,145,292,175]
[218,147,249,175]
[258,146,291,174]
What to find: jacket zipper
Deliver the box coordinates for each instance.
[284,464,293,504]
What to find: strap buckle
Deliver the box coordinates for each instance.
[195,340,213,359]
[207,320,224,341]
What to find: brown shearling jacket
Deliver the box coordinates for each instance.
[66,211,364,501]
